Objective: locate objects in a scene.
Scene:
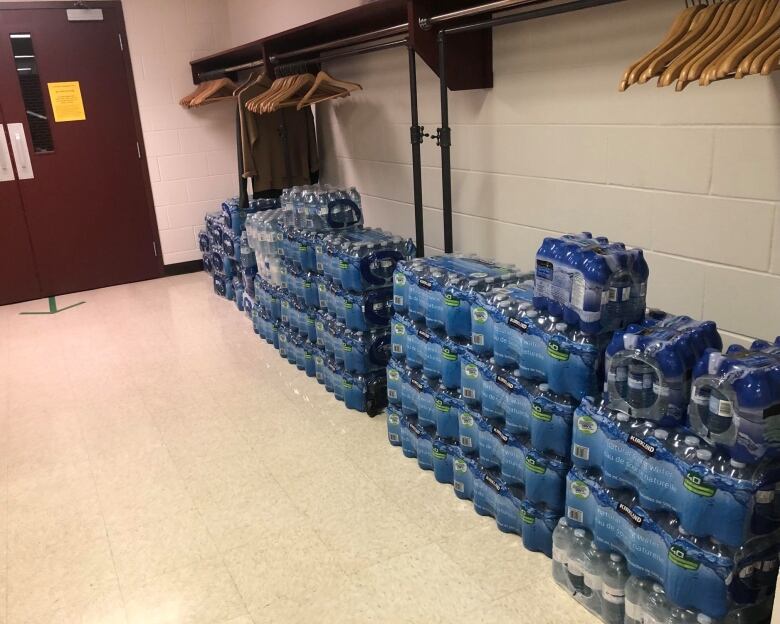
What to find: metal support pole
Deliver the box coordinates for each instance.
[407,46,425,258]
[437,32,453,254]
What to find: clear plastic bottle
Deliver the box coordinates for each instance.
[707,388,733,435]
[552,518,574,586]
[582,538,609,615]
[567,528,592,595]
[625,576,652,624]
[601,552,630,624]
[628,358,656,410]
[645,583,671,624]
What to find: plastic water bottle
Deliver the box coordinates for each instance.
[567,529,591,595]
[625,577,652,624]
[645,583,671,624]
[676,435,702,462]
[601,553,629,624]
[582,539,609,614]
[628,359,656,410]
[707,388,733,435]
[552,518,574,586]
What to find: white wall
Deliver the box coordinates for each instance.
[121,0,237,265]
[0,0,237,265]
[225,0,780,345]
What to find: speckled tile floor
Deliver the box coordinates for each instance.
[0,273,609,623]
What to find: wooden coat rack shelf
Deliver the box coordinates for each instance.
[190,0,493,91]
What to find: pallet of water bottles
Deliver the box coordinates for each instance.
[385,405,559,556]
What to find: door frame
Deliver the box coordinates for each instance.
[0,0,164,279]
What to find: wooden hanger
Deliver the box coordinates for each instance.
[296,71,362,109]
[272,73,316,111]
[640,4,720,83]
[677,0,745,89]
[619,5,704,90]
[233,69,263,96]
[190,78,236,106]
[246,75,290,113]
[179,82,209,108]
[701,0,765,84]
[680,0,753,87]
[760,39,780,71]
[737,28,780,75]
[715,0,780,79]
[659,1,736,88]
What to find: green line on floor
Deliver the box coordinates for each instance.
[20,296,86,315]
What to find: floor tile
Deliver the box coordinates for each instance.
[313,502,433,574]
[108,509,219,589]
[224,524,347,609]
[123,559,248,624]
[349,542,486,622]
[7,538,120,624]
[196,482,306,554]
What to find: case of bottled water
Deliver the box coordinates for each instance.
[534,233,649,335]
[689,338,780,465]
[605,314,723,426]
[572,396,780,547]
[222,196,277,236]
[390,314,465,389]
[341,327,391,374]
[280,185,363,232]
[477,421,569,513]
[392,254,531,338]
[470,283,607,400]
[564,466,779,620]
[459,351,575,458]
[386,360,461,440]
[315,228,415,292]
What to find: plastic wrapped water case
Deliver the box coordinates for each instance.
[606,313,723,426]
[564,466,779,621]
[459,351,575,458]
[470,284,607,400]
[689,338,780,465]
[392,254,532,338]
[533,232,649,335]
[572,397,780,548]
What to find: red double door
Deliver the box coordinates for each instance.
[0,2,161,306]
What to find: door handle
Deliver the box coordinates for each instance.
[7,123,34,180]
[0,125,15,182]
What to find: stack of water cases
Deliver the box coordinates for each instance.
[200,196,276,308]
[241,185,414,415]
[388,253,568,555]
[562,312,780,623]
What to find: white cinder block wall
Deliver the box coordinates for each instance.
[258,0,778,346]
[121,0,237,265]
[0,0,238,265]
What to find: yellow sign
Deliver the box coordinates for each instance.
[47,81,86,122]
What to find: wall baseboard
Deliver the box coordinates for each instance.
[163,260,203,277]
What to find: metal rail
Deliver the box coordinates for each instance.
[269,23,408,64]
[197,59,264,82]
[420,0,552,30]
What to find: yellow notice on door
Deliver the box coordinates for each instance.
[47,81,86,122]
